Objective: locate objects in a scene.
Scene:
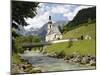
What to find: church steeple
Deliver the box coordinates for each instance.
[46,15,62,41]
[47,16,52,34]
[48,16,52,24]
[49,16,51,20]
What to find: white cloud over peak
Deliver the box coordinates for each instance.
[24,3,93,30]
[25,11,50,29]
[63,5,93,20]
[51,5,69,14]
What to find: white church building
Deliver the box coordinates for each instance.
[45,16,62,42]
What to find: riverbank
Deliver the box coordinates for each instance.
[19,51,95,72]
[42,40,96,66]
[42,51,96,66]
[12,50,96,74]
[12,53,42,74]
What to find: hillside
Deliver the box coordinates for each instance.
[64,6,96,31]
[63,22,96,39]
[44,22,96,56]
[39,7,96,56]
[44,40,95,56]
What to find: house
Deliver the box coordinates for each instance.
[85,35,92,40]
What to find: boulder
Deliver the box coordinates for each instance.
[91,56,96,61]
[45,53,51,57]
[12,64,26,74]
[69,58,74,63]
[46,53,57,58]
[65,60,69,62]
[81,56,90,64]
[89,59,96,66]
[69,55,74,59]
[42,50,47,54]
[64,56,70,60]
[11,64,19,74]
[73,56,82,63]
[29,67,42,73]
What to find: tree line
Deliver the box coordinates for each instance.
[61,6,96,33]
[12,1,40,53]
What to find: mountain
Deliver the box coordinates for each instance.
[25,27,39,36]
[38,23,48,41]
[15,25,26,36]
[66,6,96,31]
[54,20,68,28]
[15,25,40,36]
[15,20,68,37]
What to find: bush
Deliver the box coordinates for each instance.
[67,40,73,48]
[56,50,66,58]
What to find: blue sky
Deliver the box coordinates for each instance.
[24,3,93,29]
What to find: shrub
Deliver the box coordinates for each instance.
[56,50,66,58]
[67,40,73,48]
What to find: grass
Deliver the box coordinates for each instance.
[63,23,96,39]
[44,22,96,56]
[12,53,21,64]
[44,40,95,56]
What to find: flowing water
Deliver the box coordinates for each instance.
[20,50,95,72]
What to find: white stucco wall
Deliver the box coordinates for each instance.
[45,33,62,42]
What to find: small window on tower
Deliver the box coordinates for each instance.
[50,25,51,29]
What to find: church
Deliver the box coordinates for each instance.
[45,16,62,42]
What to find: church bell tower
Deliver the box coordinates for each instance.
[47,16,53,34]
[48,16,52,24]
[46,16,62,42]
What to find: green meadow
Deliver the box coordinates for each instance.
[44,22,96,56]
[63,23,96,39]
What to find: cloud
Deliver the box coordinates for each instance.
[24,3,93,30]
[63,5,93,20]
[25,11,50,29]
[51,5,69,14]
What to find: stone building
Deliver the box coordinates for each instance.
[45,16,62,42]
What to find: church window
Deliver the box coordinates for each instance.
[57,38,60,40]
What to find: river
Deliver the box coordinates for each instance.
[20,50,95,72]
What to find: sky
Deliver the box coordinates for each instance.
[24,3,93,30]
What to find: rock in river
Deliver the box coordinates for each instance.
[81,56,90,64]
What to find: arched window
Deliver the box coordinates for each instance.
[50,24,51,29]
